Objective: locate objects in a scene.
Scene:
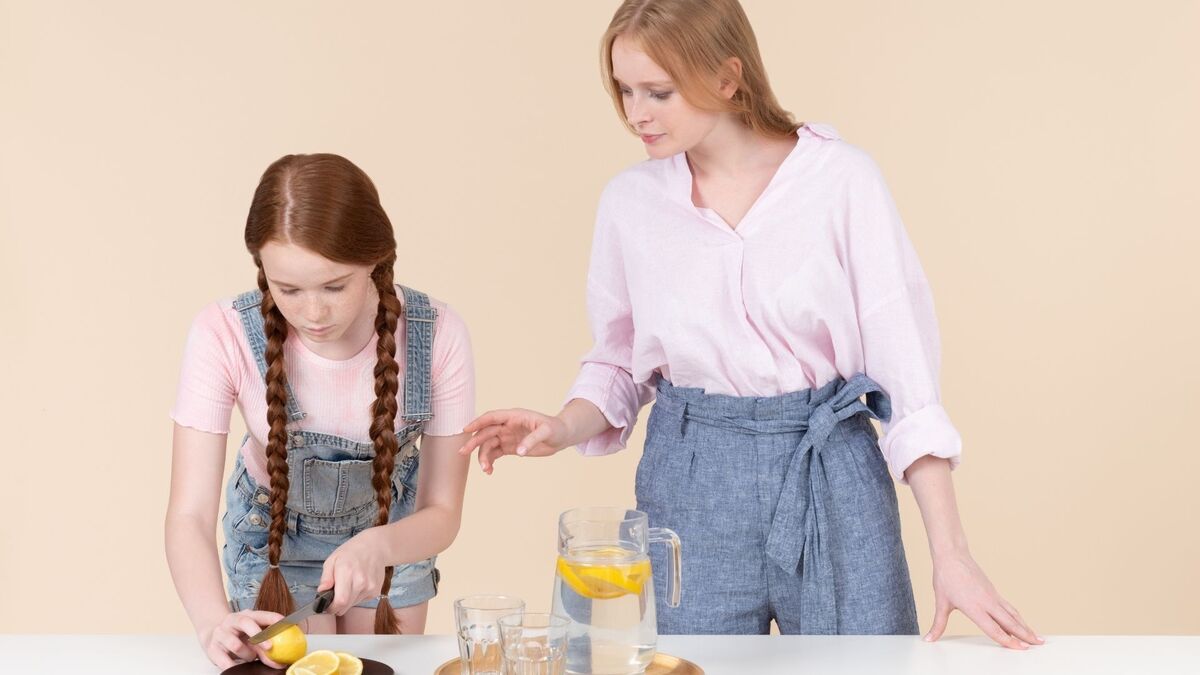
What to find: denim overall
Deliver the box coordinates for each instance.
[639,373,920,635]
[221,285,440,612]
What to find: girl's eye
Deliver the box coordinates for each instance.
[650,90,673,101]
[325,285,345,293]
[281,288,300,296]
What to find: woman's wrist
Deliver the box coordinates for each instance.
[557,398,612,450]
[929,534,971,561]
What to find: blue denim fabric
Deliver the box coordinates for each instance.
[637,374,919,635]
[221,285,440,611]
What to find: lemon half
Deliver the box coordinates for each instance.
[264,624,307,666]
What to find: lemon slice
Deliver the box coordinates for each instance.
[286,649,340,675]
[557,547,652,599]
[335,651,364,675]
[264,624,307,665]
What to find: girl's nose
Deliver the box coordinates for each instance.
[306,296,327,322]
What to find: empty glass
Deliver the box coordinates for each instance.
[454,595,526,675]
[498,612,570,675]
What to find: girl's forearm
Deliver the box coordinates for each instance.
[165,513,231,637]
[905,455,970,558]
[370,503,462,565]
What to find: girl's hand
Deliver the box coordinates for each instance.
[199,610,286,669]
[317,529,389,615]
[926,549,1044,649]
[457,408,569,474]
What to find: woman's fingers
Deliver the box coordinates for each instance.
[462,411,506,434]
[464,410,527,435]
[991,602,1040,646]
[1000,599,1043,643]
[964,605,1027,650]
[516,423,553,456]
[479,437,503,474]
[458,425,502,455]
[924,600,952,642]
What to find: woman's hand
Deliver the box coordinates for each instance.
[198,610,286,669]
[926,549,1043,649]
[457,408,570,474]
[317,529,389,615]
[904,455,1043,650]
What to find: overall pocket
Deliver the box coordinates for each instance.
[301,457,375,516]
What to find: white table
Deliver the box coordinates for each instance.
[3,635,1197,674]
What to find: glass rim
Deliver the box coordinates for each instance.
[497,611,570,629]
[453,594,526,611]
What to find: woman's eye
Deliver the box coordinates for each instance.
[325,285,345,293]
[650,90,673,101]
[281,289,300,296]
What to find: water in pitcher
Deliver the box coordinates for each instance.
[552,545,657,675]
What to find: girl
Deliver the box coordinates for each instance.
[460,0,1041,648]
[165,154,473,669]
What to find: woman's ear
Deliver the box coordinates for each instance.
[718,57,743,100]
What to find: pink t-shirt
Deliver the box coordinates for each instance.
[171,291,475,486]
[564,123,962,483]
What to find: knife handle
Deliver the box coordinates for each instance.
[313,587,336,614]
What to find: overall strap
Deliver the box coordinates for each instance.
[398,285,436,423]
[232,290,306,422]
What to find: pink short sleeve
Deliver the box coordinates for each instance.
[423,302,476,436]
[170,301,243,435]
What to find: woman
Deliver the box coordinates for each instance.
[460,0,1040,648]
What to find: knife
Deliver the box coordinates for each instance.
[248,588,336,645]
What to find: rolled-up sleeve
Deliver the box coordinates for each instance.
[563,186,655,456]
[843,152,963,483]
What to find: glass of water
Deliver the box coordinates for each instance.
[454,595,526,675]
[498,612,570,675]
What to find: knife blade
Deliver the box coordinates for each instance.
[248,588,336,645]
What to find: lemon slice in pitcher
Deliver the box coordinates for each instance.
[557,547,652,599]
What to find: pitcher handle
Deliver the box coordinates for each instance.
[647,527,681,607]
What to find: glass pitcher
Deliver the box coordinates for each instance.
[551,507,681,675]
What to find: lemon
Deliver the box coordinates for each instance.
[264,624,307,666]
[556,547,652,600]
[335,651,364,675]
[286,649,340,675]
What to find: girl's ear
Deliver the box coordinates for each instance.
[719,57,743,100]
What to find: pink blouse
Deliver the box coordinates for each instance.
[564,123,961,483]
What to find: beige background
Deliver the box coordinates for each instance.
[1,0,1197,637]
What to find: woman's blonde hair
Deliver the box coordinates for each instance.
[600,0,800,139]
